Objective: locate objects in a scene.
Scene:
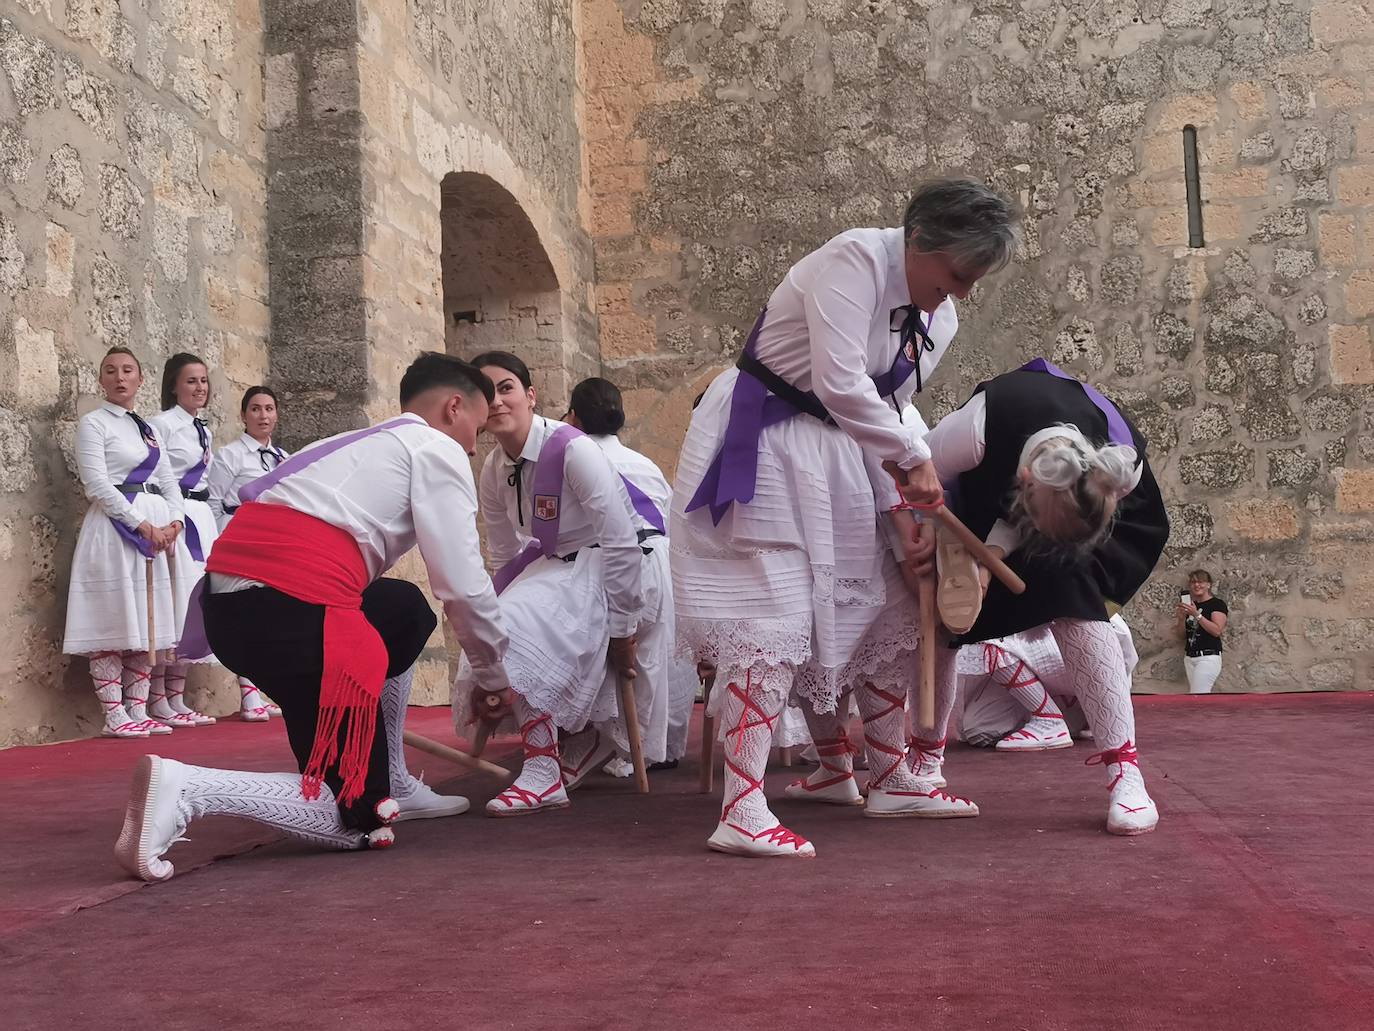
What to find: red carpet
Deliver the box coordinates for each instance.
[2,694,1373,1029]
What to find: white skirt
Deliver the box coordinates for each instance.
[672,368,896,711]
[63,492,194,656]
[453,547,617,735]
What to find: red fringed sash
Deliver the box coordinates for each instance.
[207,501,387,805]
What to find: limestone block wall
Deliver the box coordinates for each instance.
[585,0,1374,693]
[0,0,269,745]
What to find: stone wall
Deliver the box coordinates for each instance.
[584,0,1374,693]
[0,0,269,745]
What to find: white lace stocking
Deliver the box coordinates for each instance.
[986,645,1065,723]
[856,681,926,792]
[183,766,364,850]
[795,693,855,789]
[90,651,128,729]
[509,694,562,795]
[162,663,193,715]
[907,643,959,740]
[558,725,604,780]
[717,664,791,835]
[1049,619,1136,753]
[121,652,152,720]
[379,664,420,799]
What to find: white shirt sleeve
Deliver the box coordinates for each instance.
[925,393,1022,553]
[802,238,932,469]
[478,454,524,571]
[76,415,142,529]
[563,436,643,638]
[206,445,234,521]
[151,429,185,522]
[411,439,511,693]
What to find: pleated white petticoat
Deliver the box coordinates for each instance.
[672,368,910,715]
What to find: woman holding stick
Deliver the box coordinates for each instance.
[672,179,1018,857]
[63,347,187,738]
[923,362,1170,834]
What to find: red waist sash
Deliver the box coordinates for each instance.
[207,501,387,805]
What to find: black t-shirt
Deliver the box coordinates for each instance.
[1185,597,1228,656]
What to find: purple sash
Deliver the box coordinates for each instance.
[686,305,924,525]
[177,417,212,561]
[492,424,666,594]
[179,416,414,659]
[1020,359,1133,447]
[110,412,162,560]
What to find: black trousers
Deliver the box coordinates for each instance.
[204,578,437,831]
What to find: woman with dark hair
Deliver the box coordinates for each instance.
[145,353,220,727]
[672,179,1018,857]
[453,352,644,815]
[922,362,1170,834]
[63,347,187,738]
[207,385,289,722]
[565,377,687,769]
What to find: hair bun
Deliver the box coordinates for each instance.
[1091,443,1138,495]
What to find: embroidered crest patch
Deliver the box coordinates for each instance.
[534,494,559,521]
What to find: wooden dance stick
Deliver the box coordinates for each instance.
[698,666,717,794]
[401,729,511,779]
[166,547,181,638]
[917,520,937,729]
[470,692,504,758]
[929,507,1026,596]
[144,559,157,666]
[618,675,651,794]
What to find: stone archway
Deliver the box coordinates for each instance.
[439,171,569,406]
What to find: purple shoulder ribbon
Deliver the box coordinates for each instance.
[1019,359,1133,447]
[109,413,162,561]
[176,419,212,562]
[491,424,665,595]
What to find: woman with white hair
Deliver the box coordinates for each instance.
[924,362,1170,834]
[673,179,1019,857]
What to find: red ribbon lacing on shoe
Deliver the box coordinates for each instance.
[492,714,564,809]
[862,685,907,790]
[1084,740,1140,790]
[906,734,946,776]
[791,732,857,792]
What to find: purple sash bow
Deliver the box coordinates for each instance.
[1019,359,1133,447]
[686,305,926,525]
[492,424,666,595]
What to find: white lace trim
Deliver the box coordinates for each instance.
[793,594,924,714]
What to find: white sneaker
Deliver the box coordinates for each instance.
[394,777,470,822]
[865,783,980,818]
[706,820,816,858]
[996,717,1073,752]
[114,755,191,882]
[1106,762,1158,836]
[602,756,635,778]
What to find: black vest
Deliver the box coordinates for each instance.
[949,370,1170,642]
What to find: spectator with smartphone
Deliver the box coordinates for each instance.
[1178,569,1228,694]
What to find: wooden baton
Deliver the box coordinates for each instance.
[145,559,157,666]
[402,729,511,779]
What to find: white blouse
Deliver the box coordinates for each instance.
[147,405,212,492]
[75,401,185,529]
[753,226,959,471]
[478,415,644,637]
[208,433,288,520]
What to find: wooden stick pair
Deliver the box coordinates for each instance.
[144,545,182,666]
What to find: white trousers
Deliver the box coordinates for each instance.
[1185,654,1222,694]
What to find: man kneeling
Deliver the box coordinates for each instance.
[115,353,511,881]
